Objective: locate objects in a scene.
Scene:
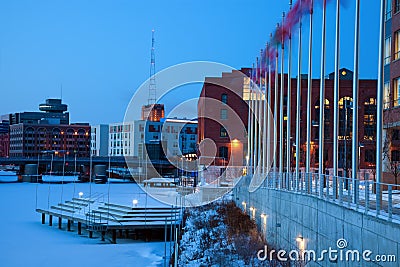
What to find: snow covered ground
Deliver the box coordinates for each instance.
[0,182,169,267]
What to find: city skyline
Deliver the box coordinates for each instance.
[0,0,380,125]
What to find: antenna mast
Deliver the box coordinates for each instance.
[148,29,156,105]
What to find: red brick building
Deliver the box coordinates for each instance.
[9,123,91,158]
[198,68,378,175]
[5,98,91,158]
[0,133,9,157]
[198,69,250,166]
[0,120,9,157]
[383,0,400,182]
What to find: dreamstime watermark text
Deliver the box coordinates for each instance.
[257,238,396,263]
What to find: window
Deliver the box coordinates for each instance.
[314,99,330,140]
[339,97,353,140]
[394,77,400,106]
[393,129,400,140]
[392,150,400,162]
[338,144,352,169]
[219,146,228,159]
[220,109,228,120]
[364,98,377,140]
[384,82,391,109]
[220,127,228,138]
[395,32,400,61]
[149,125,160,132]
[385,36,392,64]
[396,0,400,14]
[365,150,376,163]
[387,0,393,20]
[221,94,228,104]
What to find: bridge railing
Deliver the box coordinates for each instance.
[260,172,400,223]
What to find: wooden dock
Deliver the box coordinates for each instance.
[36,195,182,243]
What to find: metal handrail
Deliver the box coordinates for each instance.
[256,171,400,223]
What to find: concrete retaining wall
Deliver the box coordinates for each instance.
[233,182,400,267]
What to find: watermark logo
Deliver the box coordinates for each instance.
[336,238,347,249]
[124,61,275,207]
[257,238,396,263]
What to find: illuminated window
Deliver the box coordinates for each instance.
[339,97,353,140]
[384,82,391,109]
[364,98,377,140]
[385,36,392,64]
[314,99,330,140]
[395,32,400,60]
[220,127,228,138]
[394,77,400,106]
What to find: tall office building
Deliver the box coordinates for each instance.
[383,0,400,182]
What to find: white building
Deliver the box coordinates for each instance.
[105,119,197,158]
[108,122,135,156]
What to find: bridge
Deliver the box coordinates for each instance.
[0,156,173,167]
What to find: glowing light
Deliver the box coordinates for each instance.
[132,199,138,207]
[296,235,306,253]
[78,192,83,198]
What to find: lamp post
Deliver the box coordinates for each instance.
[319,0,327,197]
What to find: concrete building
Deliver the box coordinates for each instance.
[383,0,400,183]
[107,119,198,159]
[91,124,109,156]
[198,68,378,175]
[108,122,135,157]
[6,98,90,158]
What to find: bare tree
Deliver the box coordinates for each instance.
[383,130,400,186]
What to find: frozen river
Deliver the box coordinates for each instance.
[0,182,167,267]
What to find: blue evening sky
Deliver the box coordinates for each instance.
[0,0,381,125]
